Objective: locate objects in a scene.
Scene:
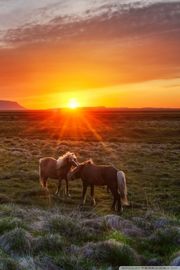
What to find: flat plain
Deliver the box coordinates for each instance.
[0,109,179,269]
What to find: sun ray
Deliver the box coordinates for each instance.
[80,114,117,162]
[59,116,70,139]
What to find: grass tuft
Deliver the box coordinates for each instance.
[34,233,63,254]
[0,228,33,256]
[0,217,26,234]
[80,239,140,266]
[47,214,95,242]
[0,258,21,270]
[105,230,132,245]
[140,227,180,257]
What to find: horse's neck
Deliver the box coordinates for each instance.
[58,162,71,173]
[64,163,71,171]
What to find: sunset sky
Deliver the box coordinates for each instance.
[0,0,180,109]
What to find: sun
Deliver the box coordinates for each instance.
[68,98,79,109]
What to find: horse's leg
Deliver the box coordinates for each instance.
[81,182,88,205]
[90,185,96,206]
[109,187,116,211]
[40,175,48,190]
[112,195,116,211]
[65,177,71,197]
[55,179,62,196]
[42,178,51,206]
[107,186,110,193]
[117,193,123,214]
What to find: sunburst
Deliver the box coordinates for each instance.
[68,98,79,109]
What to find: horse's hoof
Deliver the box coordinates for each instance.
[78,204,84,209]
[79,200,85,207]
[55,192,61,197]
[91,200,96,207]
[118,207,123,214]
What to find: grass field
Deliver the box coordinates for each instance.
[0,109,179,269]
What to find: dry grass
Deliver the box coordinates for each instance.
[0,110,179,268]
[0,136,179,215]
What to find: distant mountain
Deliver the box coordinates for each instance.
[0,100,26,110]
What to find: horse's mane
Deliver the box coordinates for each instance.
[57,152,76,169]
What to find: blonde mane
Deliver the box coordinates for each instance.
[57,152,76,169]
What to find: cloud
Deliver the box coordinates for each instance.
[0,1,179,47]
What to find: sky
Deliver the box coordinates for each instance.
[0,0,180,109]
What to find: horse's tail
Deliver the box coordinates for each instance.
[39,159,48,189]
[117,171,129,206]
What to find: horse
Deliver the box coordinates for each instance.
[68,160,129,213]
[39,152,79,196]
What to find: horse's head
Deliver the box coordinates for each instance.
[57,152,79,169]
[67,165,83,181]
[66,152,79,167]
[67,159,93,181]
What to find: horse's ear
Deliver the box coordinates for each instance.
[87,159,93,164]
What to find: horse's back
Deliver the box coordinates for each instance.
[39,157,56,163]
[82,164,117,186]
[39,157,58,179]
[101,165,117,174]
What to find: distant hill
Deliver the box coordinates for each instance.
[0,100,26,110]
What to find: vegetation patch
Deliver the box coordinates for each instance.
[79,239,140,266]
[0,228,33,256]
[33,233,63,254]
[105,230,132,245]
[0,111,179,268]
[47,214,96,242]
[0,217,26,234]
[0,258,21,270]
[135,227,180,265]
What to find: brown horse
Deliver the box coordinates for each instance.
[39,152,79,196]
[68,160,129,213]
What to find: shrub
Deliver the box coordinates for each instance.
[106,231,132,245]
[0,217,25,234]
[34,233,63,254]
[53,253,94,270]
[142,227,180,256]
[18,256,37,270]
[81,239,139,266]
[0,204,13,216]
[0,258,21,270]
[47,214,93,242]
[0,228,33,256]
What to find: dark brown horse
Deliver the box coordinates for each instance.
[39,152,79,196]
[68,160,129,212]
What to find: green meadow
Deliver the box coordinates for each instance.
[0,110,179,269]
